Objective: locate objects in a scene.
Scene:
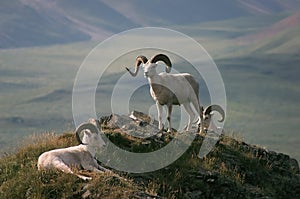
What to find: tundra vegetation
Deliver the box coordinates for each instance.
[1,2,300,197]
[0,120,299,198]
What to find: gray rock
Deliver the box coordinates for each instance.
[105,111,160,139]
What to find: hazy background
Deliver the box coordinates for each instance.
[0,0,300,162]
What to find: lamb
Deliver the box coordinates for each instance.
[126,54,225,133]
[37,120,108,180]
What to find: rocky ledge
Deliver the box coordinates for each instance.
[98,111,300,198]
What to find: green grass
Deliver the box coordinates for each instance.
[0,132,139,199]
[1,130,298,198]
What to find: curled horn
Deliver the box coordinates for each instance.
[126,55,148,77]
[75,122,100,144]
[204,105,225,122]
[149,54,172,73]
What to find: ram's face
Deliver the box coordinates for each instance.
[202,114,212,129]
[143,63,157,78]
[82,129,105,147]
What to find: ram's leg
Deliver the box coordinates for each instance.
[97,165,111,173]
[156,102,164,131]
[85,165,107,173]
[167,104,173,133]
[191,100,204,133]
[94,159,111,173]
[183,103,195,131]
[51,158,74,174]
[51,158,91,180]
[199,106,204,133]
[81,158,106,173]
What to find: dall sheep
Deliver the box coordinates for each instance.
[202,105,225,133]
[37,121,108,180]
[126,54,225,133]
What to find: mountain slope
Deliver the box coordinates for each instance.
[21,0,138,40]
[2,0,300,48]
[236,0,300,14]
[102,0,300,25]
[235,11,300,54]
[0,0,89,48]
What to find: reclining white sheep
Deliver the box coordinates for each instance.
[37,121,108,180]
[126,54,224,133]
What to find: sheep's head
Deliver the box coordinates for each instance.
[75,122,105,147]
[126,54,172,78]
[143,62,158,78]
[202,105,225,129]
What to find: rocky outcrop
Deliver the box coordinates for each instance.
[98,111,300,198]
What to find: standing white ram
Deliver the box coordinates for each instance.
[126,54,224,133]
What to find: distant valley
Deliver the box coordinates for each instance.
[0,0,299,163]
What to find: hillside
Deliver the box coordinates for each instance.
[1,2,300,196]
[235,11,300,54]
[0,117,299,198]
[0,0,89,48]
[2,0,300,48]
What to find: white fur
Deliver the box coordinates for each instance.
[143,62,203,133]
[127,54,226,133]
[203,113,225,134]
[38,127,107,180]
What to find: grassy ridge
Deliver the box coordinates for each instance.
[0,129,299,198]
[0,133,139,199]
